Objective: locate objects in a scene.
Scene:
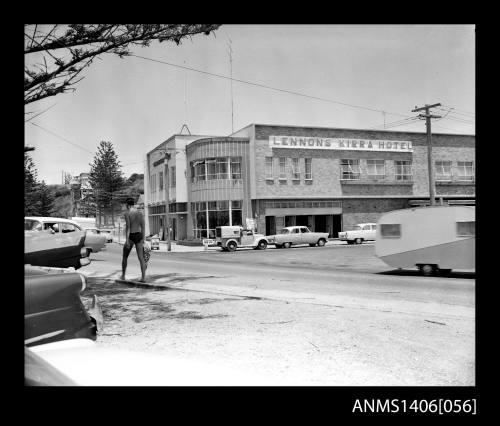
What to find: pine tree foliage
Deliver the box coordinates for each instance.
[89,141,125,225]
[25,153,55,216]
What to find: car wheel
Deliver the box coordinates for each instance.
[355,238,363,245]
[283,242,291,249]
[258,240,268,250]
[317,238,326,247]
[419,264,436,276]
[227,241,237,252]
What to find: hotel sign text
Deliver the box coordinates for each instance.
[269,136,413,152]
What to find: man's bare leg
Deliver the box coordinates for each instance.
[136,241,147,282]
[120,243,132,280]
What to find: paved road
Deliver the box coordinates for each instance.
[80,243,475,385]
[86,243,474,321]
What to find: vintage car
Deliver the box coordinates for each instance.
[25,218,90,269]
[26,338,274,386]
[25,265,103,347]
[99,228,114,243]
[81,227,108,253]
[216,226,269,251]
[25,217,106,256]
[338,223,377,245]
[267,226,329,248]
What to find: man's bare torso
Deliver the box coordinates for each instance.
[125,208,143,233]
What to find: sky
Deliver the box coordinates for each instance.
[25,24,475,185]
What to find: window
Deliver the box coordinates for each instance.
[362,225,371,231]
[292,228,300,234]
[435,161,452,181]
[395,160,412,181]
[366,159,385,179]
[300,227,310,233]
[380,224,401,238]
[457,221,475,236]
[371,224,377,230]
[230,157,242,179]
[159,171,163,191]
[340,159,360,180]
[279,158,287,180]
[291,158,301,180]
[195,161,206,181]
[217,158,229,180]
[305,158,312,180]
[457,161,474,182]
[206,159,217,180]
[25,219,42,231]
[61,223,79,233]
[192,199,243,239]
[265,157,274,179]
[171,166,176,187]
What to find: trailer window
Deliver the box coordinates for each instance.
[380,224,401,238]
[457,221,475,236]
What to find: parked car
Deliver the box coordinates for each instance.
[216,226,269,251]
[267,226,329,249]
[25,265,103,347]
[82,227,107,254]
[146,234,160,250]
[338,223,377,245]
[26,338,274,386]
[25,217,106,256]
[25,218,90,269]
[99,228,114,243]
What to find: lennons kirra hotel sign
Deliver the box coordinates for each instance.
[269,136,413,152]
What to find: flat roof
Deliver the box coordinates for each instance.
[244,123,475,138]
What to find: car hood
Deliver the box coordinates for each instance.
[25,230,85,253]
[29,339,279,386]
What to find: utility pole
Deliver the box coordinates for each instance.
[411,103,441,206]
[228,36,234,134]
[164,150,172,252]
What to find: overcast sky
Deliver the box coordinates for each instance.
[25,24,475,185]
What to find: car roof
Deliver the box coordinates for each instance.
[25,217,80,225]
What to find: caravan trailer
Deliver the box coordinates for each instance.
[375,205,475,275]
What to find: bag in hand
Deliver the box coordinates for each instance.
[143,241,151,264]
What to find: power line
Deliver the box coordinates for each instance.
[130,54,412,119]
[30,122,94,154]
[440,104,475,116]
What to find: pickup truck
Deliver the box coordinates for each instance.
[267,226,329,248]
[338,223,377,244]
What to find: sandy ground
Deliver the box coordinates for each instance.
[82,279,474,386]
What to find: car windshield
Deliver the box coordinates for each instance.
[280,229,290,234]
[25,219,42,231]
[353,225,362,231]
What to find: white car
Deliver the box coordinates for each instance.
[267,226,329,248]
[338,223,377,245]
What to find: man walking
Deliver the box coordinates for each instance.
[120,197,147,282]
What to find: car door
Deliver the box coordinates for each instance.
[290,227,301,245]
[299,227,311,244]
[240,229,254,246]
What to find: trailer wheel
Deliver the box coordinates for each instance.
[355,238,363,245]
[283,242,291,249]
[226,241,237,252]
[317,238,326,247]
[419,264,436,276]
[257,240,268,250]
